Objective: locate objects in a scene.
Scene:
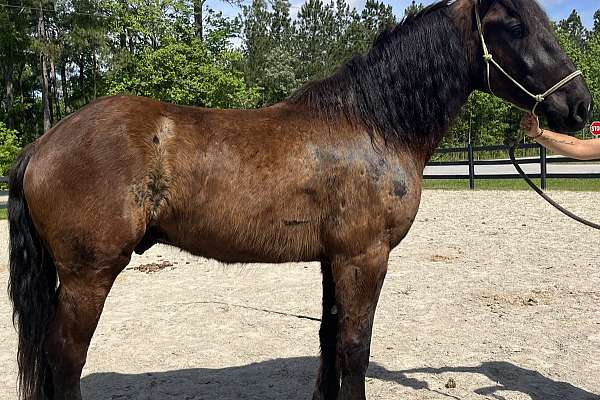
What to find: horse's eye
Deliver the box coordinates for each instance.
[511,24,524,39]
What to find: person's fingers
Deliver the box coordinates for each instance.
[521,113,537,132]
[520,113,542,138]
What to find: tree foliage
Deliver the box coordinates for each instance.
[0,121,22,176]
[404,1,424,17]
[106,40,258,108]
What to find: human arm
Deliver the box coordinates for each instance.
[520,114,600,160]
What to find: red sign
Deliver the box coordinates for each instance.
[592,121,600,136]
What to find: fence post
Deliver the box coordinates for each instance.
[539,145,547,190]
[468,143,475,190]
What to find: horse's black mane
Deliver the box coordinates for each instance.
[288,0,471,150]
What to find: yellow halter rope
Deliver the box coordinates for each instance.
[474,3,582,116]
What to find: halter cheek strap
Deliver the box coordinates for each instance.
[474,4,582,116]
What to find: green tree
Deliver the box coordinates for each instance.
[242,0,299,105]
[558,9,587,47]
[361,0,395,34]
[243,0,274,87]
[0,1,35,130]
[404,1,424,18]
[106,40,258,108]
[330,0,396,65]
[358,0,395,49]
[550,14,600,138]
[295,0,336,80]
[584,20,600,121]
[0,121,22,175]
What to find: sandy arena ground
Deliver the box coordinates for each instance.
[1,190,599,400]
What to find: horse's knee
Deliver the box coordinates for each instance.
[338,330,370,373]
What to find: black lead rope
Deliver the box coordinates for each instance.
[508,143,600,230]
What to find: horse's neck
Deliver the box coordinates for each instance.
[360,15,473,153]
[290,10,473,162]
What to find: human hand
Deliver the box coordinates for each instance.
[520,113,543,138]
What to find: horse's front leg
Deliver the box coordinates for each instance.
[332,242,389,400]
[313,261,341,400]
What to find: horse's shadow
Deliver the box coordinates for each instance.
[371,362,600,400]
[82,357,599,400]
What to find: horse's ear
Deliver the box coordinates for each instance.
[478,0,497,16]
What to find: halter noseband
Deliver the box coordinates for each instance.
[474,4,582,116]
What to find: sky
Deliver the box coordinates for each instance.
[208,0,597,29]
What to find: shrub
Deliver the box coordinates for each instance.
[0,122,23,176]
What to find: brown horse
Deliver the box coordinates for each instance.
[7,0,592,399]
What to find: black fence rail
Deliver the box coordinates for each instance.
[425,143,600,189]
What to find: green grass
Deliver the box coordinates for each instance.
[0,208,7,220]
[423,178,600,191]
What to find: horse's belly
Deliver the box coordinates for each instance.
[158,193,324,264]
[168,222,323,264]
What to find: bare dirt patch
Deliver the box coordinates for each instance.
[1,190,599,399]
[429,254,456,263]
[132,260,174,274]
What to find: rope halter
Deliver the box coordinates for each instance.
[474,4,582,116]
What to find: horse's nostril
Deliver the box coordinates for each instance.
[573,101,588,124]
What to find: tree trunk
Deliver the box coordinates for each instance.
[3,68,14,129]
[92,52,97,99]
[79,55,85,103]
[194,0,204,41]
[120,26,127,50]
[40,55,52,131]
[17,64,24,108]
[119,0,128,51]
[51,56,61,120]
[60,61,69,114]
[48,56,54,125]
[38,5,52,132]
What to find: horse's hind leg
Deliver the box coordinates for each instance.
[45,271,122,399]
[313,261,341,400]
[331,244,389,400]
[44,253,131,400]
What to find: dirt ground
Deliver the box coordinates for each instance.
[1,190,599,400]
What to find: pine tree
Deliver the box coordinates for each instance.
[558,9,588,47]
[295,0,336,80]
[404,0,424,18]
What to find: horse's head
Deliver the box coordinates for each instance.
[459,0,592,132]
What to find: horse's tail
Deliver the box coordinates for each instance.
[8,145,57,400]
